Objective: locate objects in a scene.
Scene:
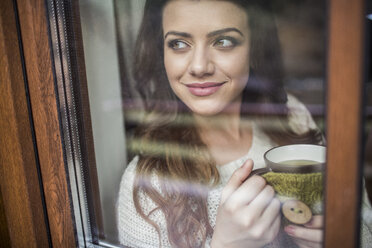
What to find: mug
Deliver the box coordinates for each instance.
[254,144,326,225]
[264,144,326,173]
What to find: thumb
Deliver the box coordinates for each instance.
[221,159,253,203]
[304,215,324,229]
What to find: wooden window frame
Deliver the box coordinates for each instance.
[325,0,366,247]
[0,0,367,247]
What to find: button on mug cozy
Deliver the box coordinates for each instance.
[261,144,326,225]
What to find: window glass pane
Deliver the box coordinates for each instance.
[361,3,372,247]
[75,0,347,247]
[79,0,137,242]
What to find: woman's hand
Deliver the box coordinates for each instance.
[284,215,323,248]
[211,160,281,248]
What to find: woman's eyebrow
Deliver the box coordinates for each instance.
[164,28,243,39]
[207,27,244,38]
[164,31,192,39]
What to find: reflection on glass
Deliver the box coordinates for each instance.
[362,2,372,247]
[78,0,339,247]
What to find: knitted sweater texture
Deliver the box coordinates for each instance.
[116,95,372,247]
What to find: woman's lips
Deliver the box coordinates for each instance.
[186,82,225,96]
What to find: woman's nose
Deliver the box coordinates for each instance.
[188,46,214,77]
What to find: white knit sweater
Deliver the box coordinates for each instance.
[116,95,372,247]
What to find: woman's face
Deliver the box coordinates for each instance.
[163,0,250,116]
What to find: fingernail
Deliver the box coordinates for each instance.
[285,225,295,236]
[241,160,251,169]
[304,219,313,227]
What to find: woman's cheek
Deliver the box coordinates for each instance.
[215,51,250,75]
[165,55,189,81]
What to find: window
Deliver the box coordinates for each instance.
[0,0,369,247]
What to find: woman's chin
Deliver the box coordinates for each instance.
[186,101,241,118]
[188,106,228,118]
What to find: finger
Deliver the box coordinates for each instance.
[304,215,324,229]
[240,197,281,238]
[226,175,266,208]
[221,159,253,203]
[236,185,275,228]
[252,197,281,231]
[285,225,323,243]
[269,214,282,241]
[291,237,322,248]
[245,185,276,218]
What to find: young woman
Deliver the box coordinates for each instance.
[116,0,371,247]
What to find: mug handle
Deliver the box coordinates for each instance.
[249,167,272,177]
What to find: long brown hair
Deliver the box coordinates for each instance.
[129,0,323,247]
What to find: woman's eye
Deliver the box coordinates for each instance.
[168,40,189,50]
[214,38,236,49]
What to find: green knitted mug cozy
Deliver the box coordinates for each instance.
[262,172,324,214]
